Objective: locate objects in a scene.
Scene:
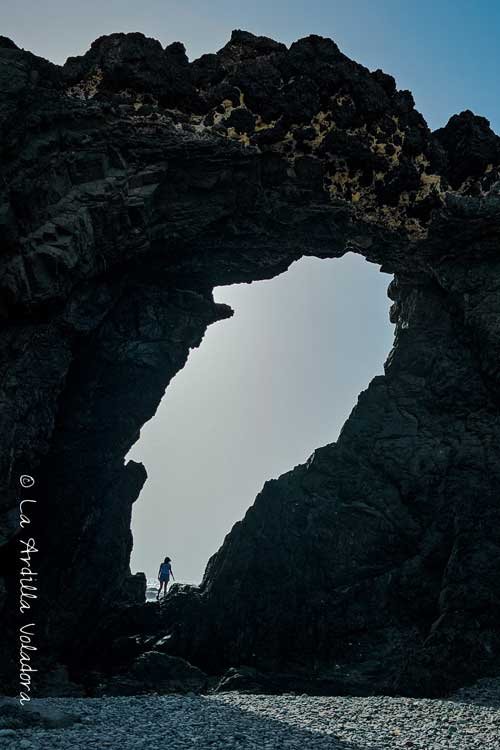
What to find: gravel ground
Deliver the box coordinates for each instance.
[2,678,500,750]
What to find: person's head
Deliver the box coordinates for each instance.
[164,556,171,563]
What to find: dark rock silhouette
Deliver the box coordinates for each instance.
[1,29,500,696]
[94,651,208,696]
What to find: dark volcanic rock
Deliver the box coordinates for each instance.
[63,32,199,109]
[98,651,207,695]
[120,571,147,604]
[131,651,206,689]
[212,666,381,696]
[433,109,500,189]
[35,665,85,698]
[1,28,500,698]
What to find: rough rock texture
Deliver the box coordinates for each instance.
[1,30,500,696]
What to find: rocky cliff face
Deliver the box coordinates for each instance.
[1,30,500,695]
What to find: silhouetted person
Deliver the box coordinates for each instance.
[157,556,174,599]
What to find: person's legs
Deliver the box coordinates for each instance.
[157,581,163,599]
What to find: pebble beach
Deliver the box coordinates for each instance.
[2,678,499,750]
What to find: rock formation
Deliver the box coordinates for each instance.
[1,29,500,696]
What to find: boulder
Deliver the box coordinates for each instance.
[35,664,85,698]
[0,698,80,729]
[130,651,207,692]
[96,651,207,695]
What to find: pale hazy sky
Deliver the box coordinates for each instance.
[129,256,393,583]
[4,1,498,583]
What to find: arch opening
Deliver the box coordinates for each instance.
[128,253,394,586]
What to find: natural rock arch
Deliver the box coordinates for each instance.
[1,30,500,695]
